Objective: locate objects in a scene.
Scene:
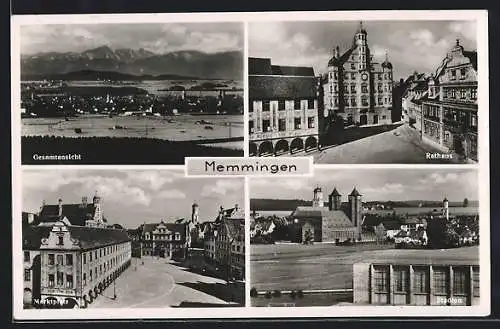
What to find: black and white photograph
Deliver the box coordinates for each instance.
[17,21,244,164]
[248,20,479,164]
[249,168,480,307]
[21,169,245,309]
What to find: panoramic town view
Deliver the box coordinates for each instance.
[19,23,244,164]
[249,168,479,307]
[248,20,478,163]
[22,169,245,308]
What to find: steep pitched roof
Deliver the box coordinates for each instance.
[249,75,317,99]
[223,218,244,241]
[329,188,341,197]
[67,226,130,250]
[328,44,357,67]
[349,187,362,197]
[463,51,477,71]
[248,57,273,75]
[23,225,52,250]
[292,206,354,228]
[271,65,315,77]
[141,222,186,234]
[39,203,96,226]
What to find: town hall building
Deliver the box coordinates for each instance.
[322,22,394,128]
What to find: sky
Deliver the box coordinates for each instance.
[22,169,244,229]
[20,22,244,55]
[248,20,477,81]
[250,169,478,203]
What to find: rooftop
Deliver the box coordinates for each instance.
[292,206,354,228]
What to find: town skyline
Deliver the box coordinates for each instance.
[250,169,478,203]
[20,22,244,55]
[248,20,477,80]
[22,170,245,229]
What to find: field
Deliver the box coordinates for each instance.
[250,244,479,292]
[22,114,243,147]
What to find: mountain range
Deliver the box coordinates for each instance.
[21,46,243,80]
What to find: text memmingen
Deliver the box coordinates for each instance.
[186,157,312,176]
[204,161,297,174]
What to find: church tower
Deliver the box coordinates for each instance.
[312,187,324,208]
[92,191,103,223]
[328,188,342,211]
[191,203,200,224]
[348,187,363,238]
[355,21,368,71]
[443,197,449,220]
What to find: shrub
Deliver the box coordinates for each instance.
[272,290,282,297]
[250,288,258,298]
[265,291,272,299]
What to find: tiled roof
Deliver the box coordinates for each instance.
[328,44,356,67]
[248,57,273,75]
[249,75,317,99]
[463,51,477,71]
[23,223,130,250]
[292,206,354,227]
[223,218,244,241]
[39,204,96,226]
[271,65,315,77]
[68,226,130,250]
[141,222,186,234]
[23,225,52,250]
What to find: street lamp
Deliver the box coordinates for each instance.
[113,280,117,300]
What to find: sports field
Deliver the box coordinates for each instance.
[250,244,479,291]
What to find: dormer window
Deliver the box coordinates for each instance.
[58,236,64,246]
[451,70,457,80]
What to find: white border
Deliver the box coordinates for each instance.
[12,9,490,320]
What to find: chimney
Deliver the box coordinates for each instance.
[58,198,63,217]
[334,45,340,58]
[234,204,239,211]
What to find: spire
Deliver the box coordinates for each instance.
[334,45,340,58]
[349,187,362,197]
[357,21,367,34]
[330,187,341,196]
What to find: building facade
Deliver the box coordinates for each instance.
[323,22,393,129]
[354,262,480,306]
[140,221,187,259]
[290,187,363,243]
[248,57,320,156]
[421,39,478,162]
[204,205,245,281]
[23,220,131,308]
[401,72,428,132]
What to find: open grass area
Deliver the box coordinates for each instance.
[250,244,479,291]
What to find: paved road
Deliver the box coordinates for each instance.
[250,244,479,291]
[311,124,459,164]
[88,257,235,308]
